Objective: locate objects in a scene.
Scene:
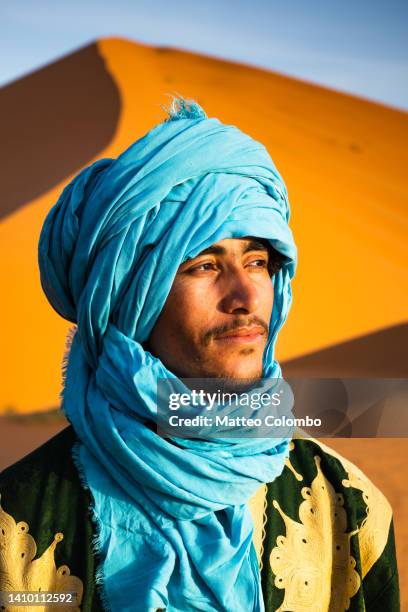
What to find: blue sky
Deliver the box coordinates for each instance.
[1,0,407,110]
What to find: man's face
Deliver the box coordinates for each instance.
[148,236,275,380]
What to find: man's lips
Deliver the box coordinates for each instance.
[214,326,266,344]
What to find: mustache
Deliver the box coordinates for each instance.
[201,316,269,346]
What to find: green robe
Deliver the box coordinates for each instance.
[0,427,400,611]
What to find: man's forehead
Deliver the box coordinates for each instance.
[194,236,269,258]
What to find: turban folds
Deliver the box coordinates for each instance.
[38,101,297,611]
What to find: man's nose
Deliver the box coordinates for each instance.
[219,268,260,314]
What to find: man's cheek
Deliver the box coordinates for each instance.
[261,286,274,315]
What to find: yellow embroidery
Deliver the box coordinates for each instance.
[248,483,267,569]
[311,438,393,577]
[0,497,83,611]
[270,455,360,611]
[285,441,304,481]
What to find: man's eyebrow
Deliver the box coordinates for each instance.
[242,239,269,254]
[195,244,226,257]
[192,239,269,259]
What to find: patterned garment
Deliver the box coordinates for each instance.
[0,427,399,612]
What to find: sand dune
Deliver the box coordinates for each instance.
[283,321,408,376]
[0,37,406,414]
[0,43,120,221]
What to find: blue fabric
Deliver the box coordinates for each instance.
[38,102,297,611]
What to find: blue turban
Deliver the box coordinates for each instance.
[38,99,297,612]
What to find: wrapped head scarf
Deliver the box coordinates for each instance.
[38,98,297,611]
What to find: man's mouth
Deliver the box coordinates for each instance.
[214,326,266,345]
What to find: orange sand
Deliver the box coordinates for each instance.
[0,39,407,413]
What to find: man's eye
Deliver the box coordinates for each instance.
[190,262,216,272]
[248,259,268,268]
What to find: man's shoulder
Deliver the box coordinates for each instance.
[0,423,91,573]
[264,434,395,576]
[0,425,99,610]
[259,436,399,610]
[273,434,393,518]
[288,434,392,507]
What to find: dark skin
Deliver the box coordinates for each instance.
[148,236,282,381]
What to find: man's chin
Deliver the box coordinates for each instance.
[200,362,264,392]
[215,359,264,382]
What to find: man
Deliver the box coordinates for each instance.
[0,98,399,611]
